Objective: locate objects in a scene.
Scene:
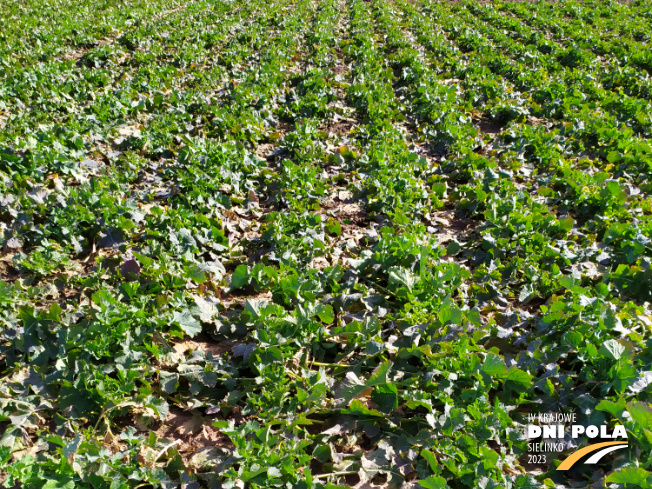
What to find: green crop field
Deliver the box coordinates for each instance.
[1,0,652,487]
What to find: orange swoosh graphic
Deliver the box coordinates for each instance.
[557,441,628,470]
